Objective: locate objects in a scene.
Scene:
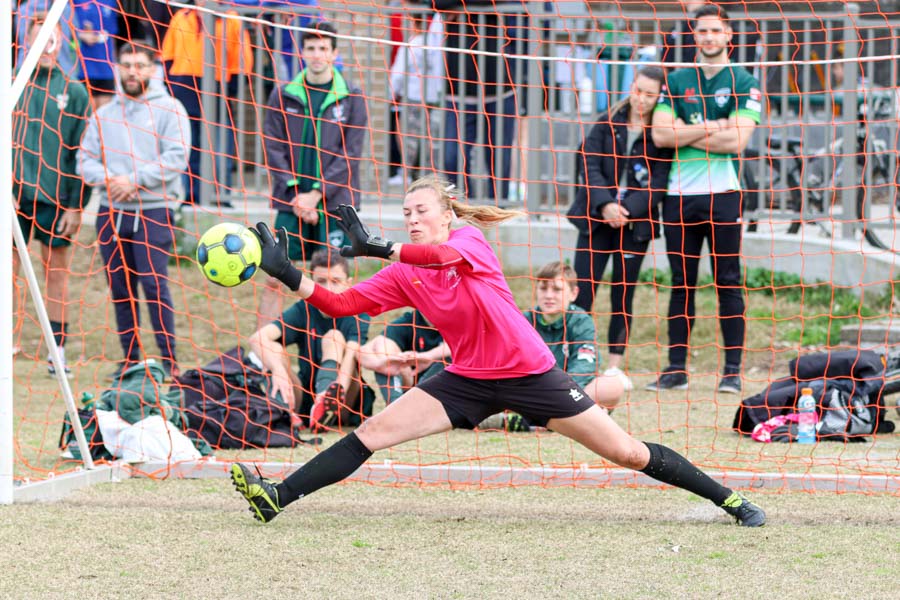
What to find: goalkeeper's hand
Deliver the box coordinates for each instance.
[250,222,303,291]
[335,204,395,259]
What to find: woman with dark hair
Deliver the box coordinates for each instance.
[567,65,671,375]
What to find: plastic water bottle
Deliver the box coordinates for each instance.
[796,387,817,444]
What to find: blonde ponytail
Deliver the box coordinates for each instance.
[406,174,525,229]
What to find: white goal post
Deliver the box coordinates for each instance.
[1,0,108,505]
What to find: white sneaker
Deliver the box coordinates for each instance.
[47,347,73,378]
[387,173,406,186]
[604,366,633,392]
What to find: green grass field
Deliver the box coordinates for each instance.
[5,223,900,597]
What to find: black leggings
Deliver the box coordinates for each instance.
[573,227,650,357]
[662,192,745,369]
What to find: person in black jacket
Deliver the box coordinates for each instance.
[430,0,526,202]
[567,66,671,373]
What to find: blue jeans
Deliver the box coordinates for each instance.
[96,207,177,363]
[440,94,517,201]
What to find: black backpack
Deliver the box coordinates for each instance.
[174,347,312,449]
[733,350,894,442]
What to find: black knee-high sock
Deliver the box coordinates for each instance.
[640,442,732,505]
[275,432,373,506]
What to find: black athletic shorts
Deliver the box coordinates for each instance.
[417,367,593,429]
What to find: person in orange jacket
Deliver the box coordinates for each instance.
[161,0,253,206]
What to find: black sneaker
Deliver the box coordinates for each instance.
[230,463,283,523]
[721,492,766,527]
[645,367,689,391]
[717,371,742,394]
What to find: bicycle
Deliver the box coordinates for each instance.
[741,93,899,250]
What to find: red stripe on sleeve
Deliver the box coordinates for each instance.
[307,286,381,318]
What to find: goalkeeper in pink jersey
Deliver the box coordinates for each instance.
[230,175,765,527]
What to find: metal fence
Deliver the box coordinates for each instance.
[188,1,899,238]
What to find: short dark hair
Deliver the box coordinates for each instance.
[301,21,338,51]
[309,248,349,275]
[118,42,156,63]
[693,4,730,28]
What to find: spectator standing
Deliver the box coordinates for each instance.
[661,0,761,69]
[432,0,525,202]
[257,22,368,327]
[649,5,762,393]
[14,0,77,76]
[249,250,374,430]
[12,20,91,374]
[389,11,444,181]
[359,310,450,405]
[567,66,671,372]
[160,0,253,206]
[72,0,119,109]
[77,43,191,381]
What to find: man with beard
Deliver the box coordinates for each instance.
[77,43,191,381]
[648,4,762,395]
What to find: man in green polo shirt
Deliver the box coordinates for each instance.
[649,4,762,394]
[249,249,374,431]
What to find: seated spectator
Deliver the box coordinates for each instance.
[160,0,253,206]
[359,310,450,405]
[72,0,119,109]
[248,249,374,430]
[523,261,632,412]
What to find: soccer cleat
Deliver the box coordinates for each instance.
[311,381,344,430]
[721,492,766,527]
[230,463,282,523]
[645,367,689,391]
[505,413,532,432]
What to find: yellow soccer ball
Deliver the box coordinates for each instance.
[196,223,262,287]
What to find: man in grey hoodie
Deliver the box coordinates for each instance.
[77,42,191,381]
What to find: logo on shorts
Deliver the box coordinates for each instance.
[569,388,584,402]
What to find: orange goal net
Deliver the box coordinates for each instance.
[5,0,899,501]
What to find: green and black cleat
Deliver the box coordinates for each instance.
[230,463,283,523]
[721,492,766,527]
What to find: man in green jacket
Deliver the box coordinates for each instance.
[522,261,632,412]
[12,20,91,374]
[258,21,368,328]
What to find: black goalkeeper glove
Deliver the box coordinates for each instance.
[250,222,303,291]
[335,204,395,259]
